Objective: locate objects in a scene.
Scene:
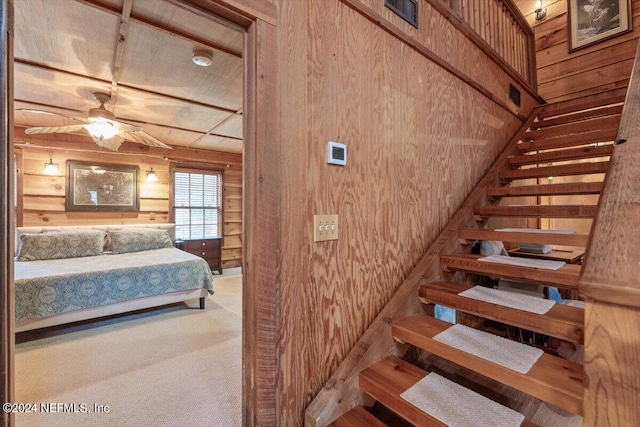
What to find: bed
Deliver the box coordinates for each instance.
[14,224,214,332]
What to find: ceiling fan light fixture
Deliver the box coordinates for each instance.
[86,119,122,140]
[43,158,59,175]
[192,50,213,67]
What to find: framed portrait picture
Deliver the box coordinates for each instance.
[66,161,139,211]
[568,0,632,52]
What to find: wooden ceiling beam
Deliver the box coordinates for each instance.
[14,128,242,166]
[13,115,242,143]
[110,0,132,105]
[76,0,243,58]
[14,59,238,115]
[168,0,246,33]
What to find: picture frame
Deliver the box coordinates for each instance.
[66,161,140,211]
[568,0,632,52]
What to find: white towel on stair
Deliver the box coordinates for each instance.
[518,242,553,254]
[479,254,566,270]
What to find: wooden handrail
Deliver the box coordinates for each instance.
[578,41,640,426]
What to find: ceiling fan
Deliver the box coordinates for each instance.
[21,92,172,151]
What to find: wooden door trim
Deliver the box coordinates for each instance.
[1,0,15,425]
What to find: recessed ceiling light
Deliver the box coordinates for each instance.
[192,50,213,67]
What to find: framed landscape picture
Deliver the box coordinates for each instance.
[66,161,139,211]
[568,0,632,52]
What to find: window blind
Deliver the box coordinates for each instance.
[173,170,222,240]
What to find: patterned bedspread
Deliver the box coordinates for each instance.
[14,248,214,322]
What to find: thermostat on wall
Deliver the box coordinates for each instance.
[327,141,347,166]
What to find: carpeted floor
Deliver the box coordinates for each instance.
[14,272,243,427]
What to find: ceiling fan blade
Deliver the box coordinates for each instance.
[91,135,124,151]
[19,103,171,150]
[121,130,173,149]
[110,120,142,133]
[16,109,88,123]
[24,124,89,135]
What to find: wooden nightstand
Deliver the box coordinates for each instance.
[176,237,223,274]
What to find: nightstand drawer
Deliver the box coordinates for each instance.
[184,239,221,251]
[193,248,220,260]
[178,237,223,274]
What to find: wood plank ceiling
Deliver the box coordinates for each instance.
[13,0,244,153]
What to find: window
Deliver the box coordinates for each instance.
[385,0,418,28]
[172,168,223,240]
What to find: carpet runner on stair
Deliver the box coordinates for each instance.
[400,372,526,427]
[459,285,555,315]
[433,324,543,374]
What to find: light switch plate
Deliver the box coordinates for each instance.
[313,214,339,242]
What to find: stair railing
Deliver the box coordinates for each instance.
[428,0,537,90]
[578,41,640,427]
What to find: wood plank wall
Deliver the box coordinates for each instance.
[14,134,242,268]
[515,0,640,103]
[276,0,537,424]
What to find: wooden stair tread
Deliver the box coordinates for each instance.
[532,104,623,129]
[487,182,603,198]
[499,161,609,180]
[474,205,598,219]
[328,407,387,427]
[508,144,613,166]
[523,116,620,141]
[419,282,584,343]
[359,357,537,427]
[517,128,617,152]
[458,228,589,247]
[359,357,441,426]
[392,316,584,415]
[440,253,580,289]
[538,95,625,119]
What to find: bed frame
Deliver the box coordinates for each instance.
[14,224,209,333]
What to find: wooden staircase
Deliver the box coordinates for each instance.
[328,96,622,425]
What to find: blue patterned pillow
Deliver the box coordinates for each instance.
[16,231,106,261]
[108,229,173,254]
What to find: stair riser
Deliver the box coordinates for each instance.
[532,105,623,129]
[508,145,613,166]
[487,182,603,198]
[537,95,625,120]
[458,229,589,247]
[440,255,580,289]
[474,205,597,219]
[517,128,617,152]
[524,116,620,141]
[418,291,584,344]
[499,161,609,181]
